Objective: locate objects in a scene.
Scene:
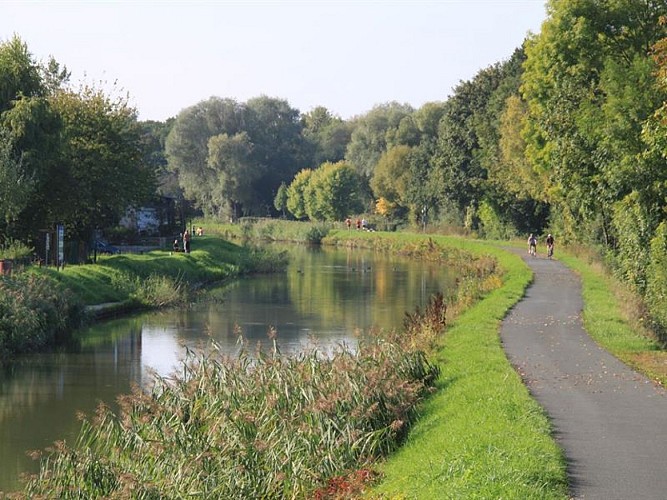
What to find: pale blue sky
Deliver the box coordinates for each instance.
[1,1,547,122]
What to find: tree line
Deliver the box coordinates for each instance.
[1,0,667,333]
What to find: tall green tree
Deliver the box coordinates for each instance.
[207,131,259,219]
[304,162,363,221]
[244,96,306,214]
[0,128,33,235]
[370,145,412,217]
[301,106,353,166]
[429,64,506,218]
[345,102,414,178]
[286,169,313,220]
[0,35,43,113]
[166,97,246,217]
[522,0,667,243]
[50,86,154,239]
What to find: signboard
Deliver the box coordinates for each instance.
[57,224,64,267]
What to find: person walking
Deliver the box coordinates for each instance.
[183,229,191,254]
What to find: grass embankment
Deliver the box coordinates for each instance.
[323,231,568,499]
[0,236,285,359]
[43,235,285,306]
[558,249,667,386]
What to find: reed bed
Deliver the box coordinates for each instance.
[17,295,448,499]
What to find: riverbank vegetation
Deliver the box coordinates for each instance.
[0,237,286,360]
[559,247,667,387]
[12,232,568,499]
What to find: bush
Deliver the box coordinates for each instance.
[0,274,84,358]
[647,221,667,340]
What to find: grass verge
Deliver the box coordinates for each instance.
[35,236,286,306]
[369,238,568,499]
[557,249,667,386]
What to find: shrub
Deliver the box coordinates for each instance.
[647,221,667,340]
[0,274,84,358]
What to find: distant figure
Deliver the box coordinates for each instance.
[196,226,204,236]
[183,229,191,253]
[528,233,537,257]
[361,218,367,230]
[356,218,361,230]
[173,239,180,252]
[345,217,351,230]
[546,233,555,259]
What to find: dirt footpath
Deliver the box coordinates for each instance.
[500,253,667,500]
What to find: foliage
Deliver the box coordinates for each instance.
[370,145,412,216]
[273,181,288,217]
[0,128,33,231]
[344,101,415,177]
[206,218,334,245]
[22,309,441,498]
[285,168,312,220]
[303,161,364,221]
[647,222,667,338]
[49,86,155,240]
[301,105,354,166]
[0,273,84,359]
[0,237,33,261]
[165,96,306,219]
[0,35,43,113]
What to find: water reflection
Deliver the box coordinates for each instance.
[0,244,453,493]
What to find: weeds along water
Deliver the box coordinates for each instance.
[20,294,449,498]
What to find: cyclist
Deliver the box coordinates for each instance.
[546,233,554,259]
[527,233,537,256]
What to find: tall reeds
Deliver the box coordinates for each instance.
[20,300,445,499]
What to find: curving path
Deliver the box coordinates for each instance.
[500,253,667,500]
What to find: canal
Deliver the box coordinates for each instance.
[0,244,455,493]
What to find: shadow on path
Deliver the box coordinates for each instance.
[501,253,667,500]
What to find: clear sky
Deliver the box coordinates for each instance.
[1,1,547,122]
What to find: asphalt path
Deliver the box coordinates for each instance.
[500,252,667,500]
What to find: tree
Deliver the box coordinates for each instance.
[301,106,353,166]
[166,97,246,216]
[0,128,33,235]
[286,169,313,220]
[244,96,306,214]
[274,182,288,218]
[207,132,259,219]
[370,145,412,217]
[0,35,43,113]
[304,162,363,221]
[345,102,414,178]
[50,85,154,240]
[167,96,305,217]
[429,64,505,215]
[522,0,667,243]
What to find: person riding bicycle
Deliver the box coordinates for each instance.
[528,233,537,256]
[546,233,554,258]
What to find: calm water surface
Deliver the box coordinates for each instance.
[0,244,454,492]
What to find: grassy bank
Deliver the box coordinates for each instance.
[0,236,286,359]
[558,249,667,386]
[324,233,568,498]
[41,235,286,306]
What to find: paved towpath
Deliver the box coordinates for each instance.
[500,252,667,500]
